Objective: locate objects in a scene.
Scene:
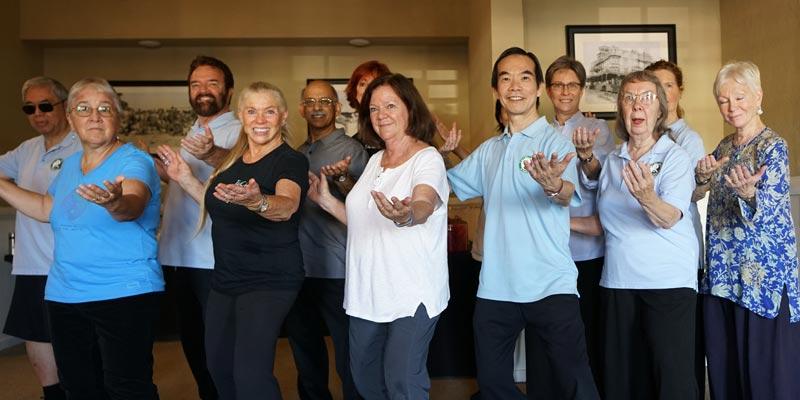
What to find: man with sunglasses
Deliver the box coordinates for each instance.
[284,80,367,400]
[1,77,81,400]
[156,55,240,400]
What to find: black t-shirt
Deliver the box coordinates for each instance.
[205,142,310,294]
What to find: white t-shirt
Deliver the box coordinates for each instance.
[344,146,450,322]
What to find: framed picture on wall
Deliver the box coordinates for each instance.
[566,24,676,119]
[109,80,194,149]
[306,78,359,136]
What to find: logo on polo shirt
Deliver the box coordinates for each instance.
[519,156,532,172]
[649,162,662,177]
[50,159,63,170]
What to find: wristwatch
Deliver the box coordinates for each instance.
[336,174,347,183]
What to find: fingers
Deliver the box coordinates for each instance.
[370,190,411,221]
[572,127,599,152]
[320,157,352,176]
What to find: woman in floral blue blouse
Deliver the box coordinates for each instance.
[695,61,799,400]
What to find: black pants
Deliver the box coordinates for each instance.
[47,292,161,400]
[162,266,217,399]
[283,278,360,400]
[526,258,604,399]
[694,270,706,400]
[474,295,599,400]
[603,288,697,400]
[205,288,298,400]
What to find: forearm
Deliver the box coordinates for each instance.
[691,182,709,202]
[580,157,601,180]
[103,194,147,222]
[639,194,682,229]
[570,215,603,236]
[0,179,51,222]
[176,175,207,204]
[317,196,347,225]
[199,146,230,168]
[254,194,300,222]
[453,145,469,160]
[406,200,436,226]
[332,175,356,196]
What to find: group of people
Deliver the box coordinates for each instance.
[0,46,796,400]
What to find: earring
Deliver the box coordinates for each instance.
[757,107,764,115]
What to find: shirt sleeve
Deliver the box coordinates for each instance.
[347,142,369,179]
[738,137,790,222]
[0,142,24,180]
[683,131,707,164]
[447,144,485,201]
[411,148,450,208]
[277,151,311,198]
[118,149,161,198]
[593,120,616,164]
[656,147,693,216]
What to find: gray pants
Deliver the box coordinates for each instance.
[349,304,440,400]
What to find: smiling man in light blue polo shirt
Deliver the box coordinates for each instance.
[447,47,599,400]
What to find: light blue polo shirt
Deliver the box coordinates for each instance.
[0,132,81,275]
[46,143,164,303]
[448,116,581,303]
[597,134,698,290]
[552,112,616,261]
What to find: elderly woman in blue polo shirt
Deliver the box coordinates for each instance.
[584,70,698,399]
[0,77,163,399]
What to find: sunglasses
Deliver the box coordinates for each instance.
[22,100,65,115]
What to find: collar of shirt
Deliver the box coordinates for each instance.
[618,133,674,162]
[497,116,549,141]
[44,131,80,156]
[551,112,585,131]
[192,111,237,131]
[669,118,687,136]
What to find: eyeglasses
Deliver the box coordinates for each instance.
[72,104,115,117]
[621,91,657,106]
[550,82,582,93]
[21,100,64,115]
[301,97,336,107]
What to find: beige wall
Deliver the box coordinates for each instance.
[1,1,43,152]
[21,0,468,41]
[720,0,800,173]
[43,45,469,148]
[523,0,723,151]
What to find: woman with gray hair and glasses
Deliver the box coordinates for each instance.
[696,61,799,400]
[579,70,699,399]
[0,77,163,399]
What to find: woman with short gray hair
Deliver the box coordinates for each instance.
[696,61,799,400]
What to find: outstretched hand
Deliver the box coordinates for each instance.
[523,152,575,193]
[76,176,125,207]
[307,171,334,206]
[213,178,263,209]
[436,120,463,154]
[370,190,412,224]
[622,161,656,202]
[320,156,352,178]
[572,127,599,161]
[723,163,766,200]
[695,155,730,183]
[181,125,215,160]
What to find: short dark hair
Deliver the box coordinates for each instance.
[614,70,670,142]
[545,55,587,87]
[188,55,234,90]
[345,60,391,109]
[645,59,685,118]
[357,73,436,149]
[494,100,505,133]
[491,47,544,108]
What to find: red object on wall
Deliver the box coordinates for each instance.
[448,217,468,253]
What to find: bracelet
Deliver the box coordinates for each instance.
[578,153,594,164]
[545,179,565,198]
[394,211,414,227]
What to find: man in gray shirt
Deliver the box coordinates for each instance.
[285,80,368,400]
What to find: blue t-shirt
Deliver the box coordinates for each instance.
[46,143,164,303]
[448,116,581,303]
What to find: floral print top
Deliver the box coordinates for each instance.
[701,127,799,322]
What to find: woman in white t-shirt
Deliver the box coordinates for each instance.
[307,73,449,400]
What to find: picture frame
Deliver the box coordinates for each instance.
[566,24,676,119]
[109,80,194,149]
[306,78,359,136]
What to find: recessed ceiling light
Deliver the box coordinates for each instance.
[137,40,162,49]
[349,38,371,47]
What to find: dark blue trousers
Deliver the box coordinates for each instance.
[704,294,800,400]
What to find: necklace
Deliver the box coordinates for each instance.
[733,126,767,148]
